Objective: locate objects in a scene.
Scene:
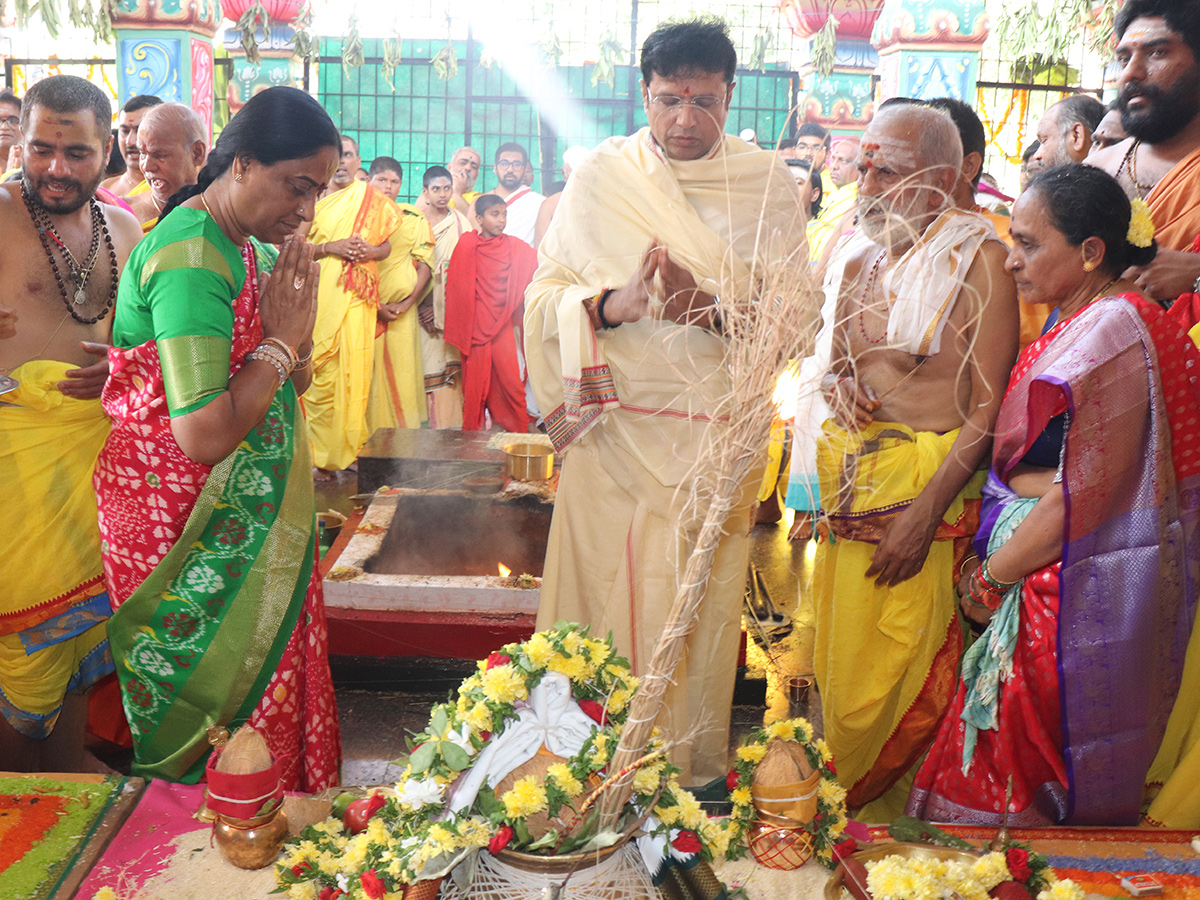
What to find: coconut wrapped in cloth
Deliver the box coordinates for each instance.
[752,738,819,822]
[205,725,284,820]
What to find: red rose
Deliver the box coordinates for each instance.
[486,652,513,670]
[827,761,838,775]
[480,731,491,742]
[1006,847,1032,882]
[360,869,386,900]
[578,699,607,725]
[488,824,515,854]
[318,888,345,900]
[291,861,311,876]
[671,830,703,854]
[726,769,740,792]
[833,837,859,861]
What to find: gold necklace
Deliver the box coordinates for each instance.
[1124,141,1155,198]
[199,191,214,218]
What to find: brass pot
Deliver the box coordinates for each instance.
[213,807,289,869]
[503,442,554,482]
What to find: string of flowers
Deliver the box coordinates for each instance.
[861,851,1084,900]
[722,716,849,868]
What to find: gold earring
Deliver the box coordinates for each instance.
[235,172,243,183]
[1082,248,1096,272]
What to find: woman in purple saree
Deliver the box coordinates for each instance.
[908,164,1200,826]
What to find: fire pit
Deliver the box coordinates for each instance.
[323,486,553,659]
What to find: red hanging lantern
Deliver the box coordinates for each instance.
[220,0,303,24]
[777,0,886,41]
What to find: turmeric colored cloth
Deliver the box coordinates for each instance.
[421,208,471,428]
[303,180,401,470]
[445,231,538,433]
[366,202,434,433]
[525,128,807,783]
[1148,146,1200,251]
[0,360,114,737]
[813,420,982,818]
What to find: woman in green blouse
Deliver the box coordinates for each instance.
[94,86,343,790]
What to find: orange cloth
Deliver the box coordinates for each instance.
[1149,146,1200,252]
[444,232,537,432]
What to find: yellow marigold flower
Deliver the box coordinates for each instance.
[340,834,369,872]
[288,883,319,900]
[525,632,556,668]
[1039,881,1085,900]
[767,720,796,741]
[366,816,389,843]
[316,851,340,876]
[481,664,528,704]
[656,802,682,825]
[585,639,612,665]
[386,858,405,878]
[818,777,847,807]
[502,775,548,818]
[547,763,583,797]
[731,786,753,807]
[795,720,814,741]
[632,761,665,794]
[460,674,482,694]
[1128,198,1155,248]
[548,652,591,681]
[606,687,632,715]
[971,852,1011,891]
[813,737,833,763]
[736,743,767,764]
[93,889,118,900]
[465,702,493,733]
[563,630,587,655]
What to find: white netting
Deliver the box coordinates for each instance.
[439,845,661,900]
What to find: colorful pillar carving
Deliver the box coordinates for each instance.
[220,0,304,117]
[872,0,989,103]
[112,0,221,140]
[780,0,886,139]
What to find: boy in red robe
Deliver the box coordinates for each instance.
[444,194,538,432]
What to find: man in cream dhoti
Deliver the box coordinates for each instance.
[416,166,470,427]
[526,18,805,784]
[815,103,1017,819]
[304,135,398,478]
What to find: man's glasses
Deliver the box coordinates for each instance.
[495,160,525,171]
[649,93,726,112]
[795,142,824,154]
[0,116,19,129]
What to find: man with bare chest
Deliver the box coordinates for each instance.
[812,103,1018,819]
[0,75,141,772]
[1087,0,1200,302]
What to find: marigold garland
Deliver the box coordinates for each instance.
[723,717,848,868]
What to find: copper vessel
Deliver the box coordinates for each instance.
[212,807,289,869]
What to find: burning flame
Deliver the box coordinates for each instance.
[772,362,801,419]
[497,563,511,578]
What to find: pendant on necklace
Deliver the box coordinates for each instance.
[74,284,87,305]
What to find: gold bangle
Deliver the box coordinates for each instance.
[956,554,980,583]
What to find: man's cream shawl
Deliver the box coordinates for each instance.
[525,128,806,486]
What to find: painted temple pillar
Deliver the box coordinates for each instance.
[112,0,221,140]
[872,0,989,103]
[220,0,304,117]
[781,0,885,138]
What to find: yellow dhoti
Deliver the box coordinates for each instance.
[814,419,980,819]
[0,360,113,737]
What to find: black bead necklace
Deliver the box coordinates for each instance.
[22,183,118,325]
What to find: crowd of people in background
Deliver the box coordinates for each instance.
[5,0,1200,837]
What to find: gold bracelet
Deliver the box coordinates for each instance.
[296,344,313,368]
[260,337,299,369]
